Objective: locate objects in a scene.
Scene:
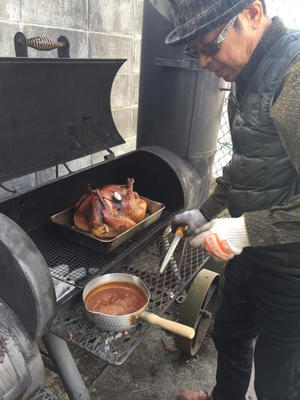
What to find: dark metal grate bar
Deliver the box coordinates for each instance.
[50,233,208,365]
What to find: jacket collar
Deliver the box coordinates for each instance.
[236,17,287,94]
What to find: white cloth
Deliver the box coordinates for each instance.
[189,216,250,260]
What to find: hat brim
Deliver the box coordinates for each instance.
[165,0,253,46]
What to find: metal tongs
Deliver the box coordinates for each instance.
[159,225,188,274]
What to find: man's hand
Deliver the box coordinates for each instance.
[189,216,250,260]
[172,209,208,236]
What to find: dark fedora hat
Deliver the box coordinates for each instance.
[165,0,254,46]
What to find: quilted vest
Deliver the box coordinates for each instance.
[227,29,300,218]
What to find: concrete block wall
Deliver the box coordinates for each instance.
[0,0,143,199]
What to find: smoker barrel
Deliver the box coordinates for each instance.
[0,145,192,297]
[0,146,191,232]
[137,0,225,206]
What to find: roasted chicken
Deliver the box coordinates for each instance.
[73,179,147,239]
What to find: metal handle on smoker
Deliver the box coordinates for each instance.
[26,36,65,51]
[14,32,70,57]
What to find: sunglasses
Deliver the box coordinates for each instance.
[184,15,238,58]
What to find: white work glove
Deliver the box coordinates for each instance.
[172,209,208,236]
[189,216,250,260]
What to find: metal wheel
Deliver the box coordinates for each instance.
[175,268,220,356]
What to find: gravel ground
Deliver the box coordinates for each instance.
[43,316,257,400]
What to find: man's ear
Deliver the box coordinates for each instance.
[243,1,263,30]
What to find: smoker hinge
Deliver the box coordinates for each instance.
[0,183,17,194]
[55,163,73,178]
[63,163,72,174]
[104,149,115,161]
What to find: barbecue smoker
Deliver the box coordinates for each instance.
[0,9,223,399]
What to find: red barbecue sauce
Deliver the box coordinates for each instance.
[85,281,147,315]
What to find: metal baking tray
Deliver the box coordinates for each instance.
[50,197,165,253]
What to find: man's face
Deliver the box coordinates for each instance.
[187,15,255,82]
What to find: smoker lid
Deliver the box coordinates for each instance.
[0,58,126,182]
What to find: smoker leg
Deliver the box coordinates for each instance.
[43,333,90,400]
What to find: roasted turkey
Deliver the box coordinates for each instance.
[101,178,147,223]
[73,178,147,239]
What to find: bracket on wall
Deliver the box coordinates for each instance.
[104,149,116,161]
[14,32,70,58]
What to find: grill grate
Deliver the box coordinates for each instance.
[50,234,208,365]
[29,212,172,289]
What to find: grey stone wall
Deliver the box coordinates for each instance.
[0,0,143,199]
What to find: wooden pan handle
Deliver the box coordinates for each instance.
[141,311,195,339]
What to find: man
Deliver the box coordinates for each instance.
[167,1,300,399]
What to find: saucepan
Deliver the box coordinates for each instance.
[83,273,195,339]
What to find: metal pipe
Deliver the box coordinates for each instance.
[42,332,90,400]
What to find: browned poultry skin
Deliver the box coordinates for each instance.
[122,178,147,223]
[89,189,106,232]
[73,185,137,239]
[73,188,95,232]
[92,190,136,238]
[101,183,128,199]
[101,178,147,223]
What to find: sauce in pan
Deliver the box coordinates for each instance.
[85,281,147,315]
